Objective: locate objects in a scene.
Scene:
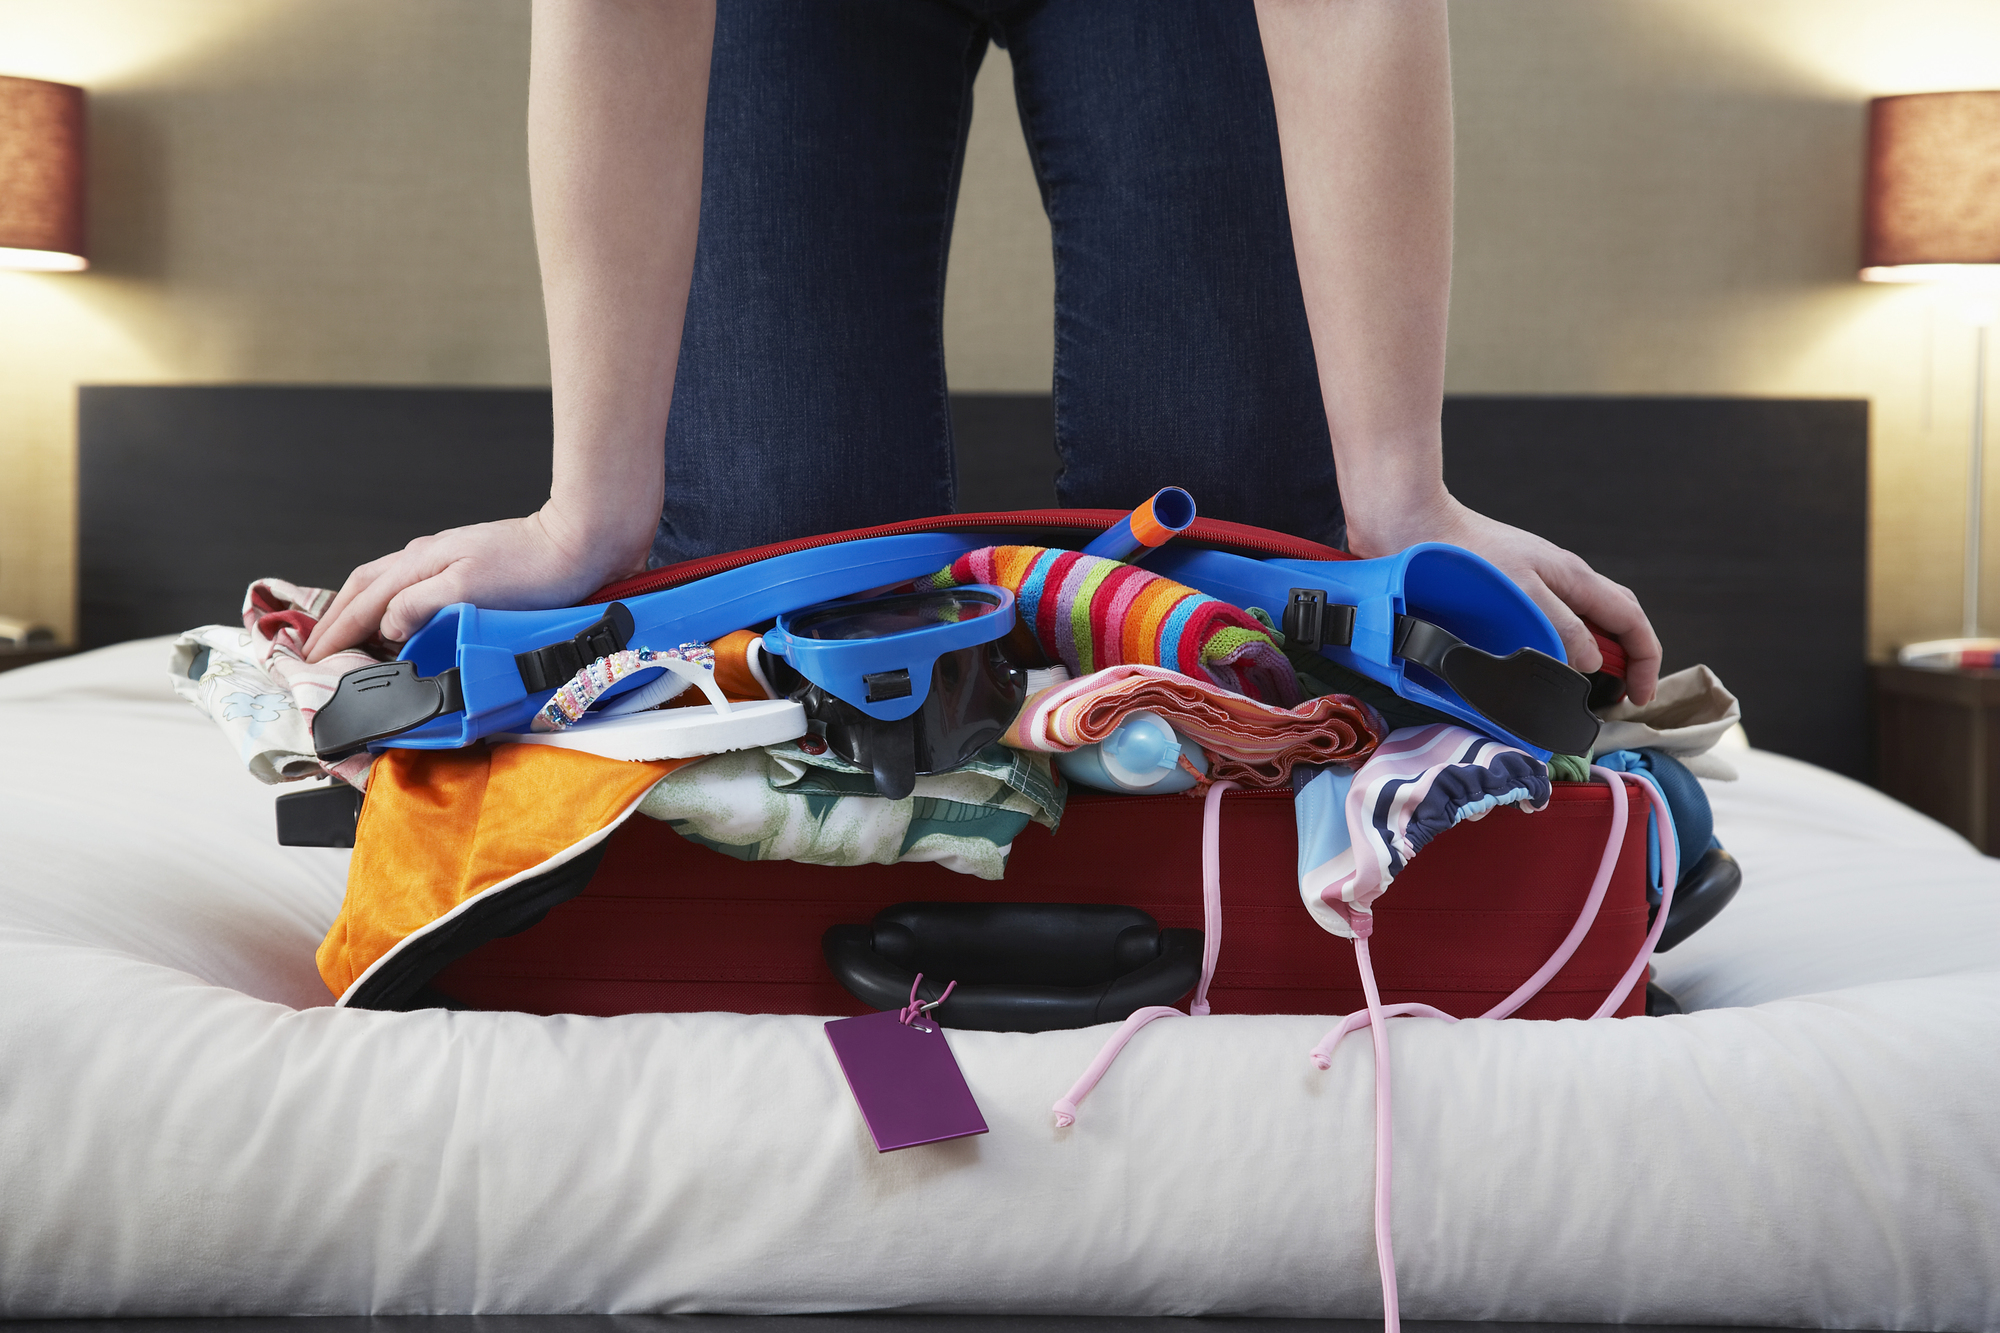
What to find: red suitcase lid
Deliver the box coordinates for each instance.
[588,509,1350,604]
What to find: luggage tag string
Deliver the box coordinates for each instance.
[899,973,957,1028]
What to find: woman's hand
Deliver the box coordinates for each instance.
[301,507,648,662]
[1347,492,1663,705]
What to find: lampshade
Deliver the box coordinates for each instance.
[0,74,87,272]
[1861,90,2000,286]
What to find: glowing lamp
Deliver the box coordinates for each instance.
[1864,92,2000,651]
[0,75,87,272]
[1863,91,2000,289]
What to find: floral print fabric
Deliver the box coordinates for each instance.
[169,579,388,788]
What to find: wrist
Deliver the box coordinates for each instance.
[1329,423,1451,556]
[1336,472,1455,559]
[537,491,660,582]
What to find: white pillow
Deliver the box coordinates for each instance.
[1,642,1995,1325]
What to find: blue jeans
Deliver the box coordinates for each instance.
[654,0,1342,566]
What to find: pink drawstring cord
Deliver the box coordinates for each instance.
[1307,1003,1456,1070]
[1315,766,1687,1333]
[1310,765,1635,1051]
[1050,1004,1184,1128]
[899,973,957,1027]
[1591,769,1677,1018]
[1191,775,1232,1016]
[1051,779,1237,1127]
[1480,765,1632,1019]
[1353,926,1399,1333]
[1048,766,1683,1333]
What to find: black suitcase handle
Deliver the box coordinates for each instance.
[823,902,1202,1033]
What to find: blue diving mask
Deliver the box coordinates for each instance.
[761,585,1028,800]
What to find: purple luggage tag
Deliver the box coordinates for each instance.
[824,976,988,1152]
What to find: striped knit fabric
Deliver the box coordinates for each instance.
[1003,662,1385,789]
[927,545,1300,707]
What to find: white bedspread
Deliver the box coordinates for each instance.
[2,641,1995,1325]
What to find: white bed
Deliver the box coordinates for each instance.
[1,640,1995,1326]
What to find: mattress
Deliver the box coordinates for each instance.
[1,640,1995,1325]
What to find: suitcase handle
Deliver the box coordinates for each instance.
[822,902,1203,1033]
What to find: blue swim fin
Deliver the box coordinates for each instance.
[1145,542,1599,759]
[312,532,981,758]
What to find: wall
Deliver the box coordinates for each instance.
[0,0,546,642]
[1447,0,2000,660]
[4,1,1999,657]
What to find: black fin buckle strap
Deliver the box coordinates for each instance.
[1281,587,1356,653]
[513,602,636,693]
[1392,613,1601,756]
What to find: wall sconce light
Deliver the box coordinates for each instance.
[0,74,87,272]
[1863,91,2000,659]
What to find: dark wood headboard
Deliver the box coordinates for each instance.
[78,387,1867,777]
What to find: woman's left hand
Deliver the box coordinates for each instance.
[1346,493,1662,706]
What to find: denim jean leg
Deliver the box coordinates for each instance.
[1000,0,1345,548]
[653,1,989,566]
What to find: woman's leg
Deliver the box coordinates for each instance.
[655,2,990,565]
[999,0,1345,548]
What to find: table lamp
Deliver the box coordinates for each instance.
[0,74,84,657]
[0,74,87,271]
[1863,91,2000,669]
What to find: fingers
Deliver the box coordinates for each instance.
[303,557,392,662]
[379,565,470,645]
[306,571,407,661]
[304,536,448,661]
[1517,572,1603,677]
[1409,500,1666,713]
[1539,561,1663,707]
[1599,600,1662,707]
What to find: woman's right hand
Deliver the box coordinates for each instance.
[302,507,650,662]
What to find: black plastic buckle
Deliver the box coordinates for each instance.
[514,602,635,693]
[276,780,365,847]
[312,661,465,760]
[1392,613,1600,755]
[1391,615,1461,675]
[863,668,912,703]
[1282,587,1355,652]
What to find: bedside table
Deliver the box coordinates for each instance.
[1873,663,2000,854]
[0,647,73,675]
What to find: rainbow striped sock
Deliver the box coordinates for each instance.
[928,546,1300,707]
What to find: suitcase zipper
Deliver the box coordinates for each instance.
[587,510,1351,605]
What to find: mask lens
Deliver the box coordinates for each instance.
[786,589,1005,642]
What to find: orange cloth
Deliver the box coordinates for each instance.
[316,744,691,1000]
[315,627,774,1001]
[662,628,772,705]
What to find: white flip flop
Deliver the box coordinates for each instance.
[497,654,805,761]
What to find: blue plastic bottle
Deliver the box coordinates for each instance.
[1056,711,1209,795]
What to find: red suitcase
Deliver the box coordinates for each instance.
[375,506,1647,1024]
[431,778,1651,1021]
